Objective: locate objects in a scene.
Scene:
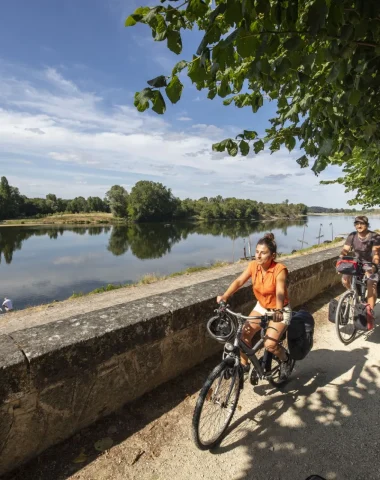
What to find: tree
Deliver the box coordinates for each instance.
[105,185,129,218]
[128,181,179,221]
[126,1,380,204]
[321,147,380,207]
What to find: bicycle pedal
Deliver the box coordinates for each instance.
[250,369,259,386]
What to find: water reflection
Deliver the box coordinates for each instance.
[0,219,307,264]
[108,218,307,259]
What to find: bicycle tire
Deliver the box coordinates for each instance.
[335,290,357,344]
[192,361,241,450]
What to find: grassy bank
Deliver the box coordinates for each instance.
[69,261,231,299]
[0,213,126,227]
[0,212,306,227]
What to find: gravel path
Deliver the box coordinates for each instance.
[7,285,380,480]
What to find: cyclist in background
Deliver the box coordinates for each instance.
[217,233,292,380]
[339,215,380,314]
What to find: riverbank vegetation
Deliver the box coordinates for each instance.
[0,176,308,224]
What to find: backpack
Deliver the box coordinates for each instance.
[287,311,315,361]
[353,303,367,331]
[328,299,338,323]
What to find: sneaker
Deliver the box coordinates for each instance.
[279,354,292,380]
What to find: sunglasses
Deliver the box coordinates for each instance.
[354,222,366,226]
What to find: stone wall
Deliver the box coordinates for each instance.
[0,246,340,475]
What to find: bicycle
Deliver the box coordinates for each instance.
[192,303,295,450]
[335,256,377,344]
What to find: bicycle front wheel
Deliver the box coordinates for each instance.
[192,361,241,450]
[335,290,357,344]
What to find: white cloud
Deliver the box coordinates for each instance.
[0,63,357,206]
[178,116,192,122]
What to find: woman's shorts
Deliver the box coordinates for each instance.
[253,302,292,326]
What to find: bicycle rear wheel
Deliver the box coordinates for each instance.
[192,361,241,450]
[335,290,357,344]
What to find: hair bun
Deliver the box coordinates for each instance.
[264,232,275,241]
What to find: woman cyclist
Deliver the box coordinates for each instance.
[217,233,292,380]
[339,215,380,315]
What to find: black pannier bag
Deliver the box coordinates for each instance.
[287,311,315,361]
[353,303,368,331]
[328,299,338,323]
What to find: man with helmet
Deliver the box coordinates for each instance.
[339,215,380,315]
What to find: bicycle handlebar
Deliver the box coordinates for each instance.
[217,301,276,321]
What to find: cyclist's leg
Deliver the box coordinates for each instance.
[240,307,262,366]
[264,321,289,361]
[367,278,377,310]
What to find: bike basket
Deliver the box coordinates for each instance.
[336,259,359,275]
[206,315,236,344]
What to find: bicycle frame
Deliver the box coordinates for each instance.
[222,310,283,381]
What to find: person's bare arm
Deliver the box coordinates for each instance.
[217,266,252,303]
[340,243,352,257]
[275,270,287,310]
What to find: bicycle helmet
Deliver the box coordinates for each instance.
[206,314,236,344]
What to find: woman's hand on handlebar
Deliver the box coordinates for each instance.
[216,295,228,304]
[272,310,284,322]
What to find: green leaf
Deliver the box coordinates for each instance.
[341,24,353,43]
[224,1,242,26]
[296,155,309,168]
[152,91,166,114]
[311,157,327,174]
[167,31,182,54]
[348,90,361,106]
[212,139,229,152]
[306,0,328,36]
[217,78,231,98]
[188,57,208,83]
[326,63,341,83]
[239,140,250,156]
[134,88,154,112]
[243,130,257,140]
[186,0,208,19]
[223,97,234,106]
[125,16,138,27]
[283,36,301,51]
[172,60,188,75]
[147,75,167,88]
[285,136,296,152]
[165,75,183,104]
[253,140,264,154]
[227,140,238,157]
[236,32,258,58]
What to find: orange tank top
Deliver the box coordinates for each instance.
[248,260,289,309]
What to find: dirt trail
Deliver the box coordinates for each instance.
[7,285,380,480]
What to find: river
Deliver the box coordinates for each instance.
[1,214,380,310]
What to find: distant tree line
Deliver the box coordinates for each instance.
[308,206,374,214]
[0,176,308,222]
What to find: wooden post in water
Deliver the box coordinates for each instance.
[316,223,324,245]
[329,222,334,241]
[297,224,308,248]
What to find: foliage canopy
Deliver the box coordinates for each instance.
[126,0,380,205]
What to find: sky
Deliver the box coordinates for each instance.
[0,0,355,207]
